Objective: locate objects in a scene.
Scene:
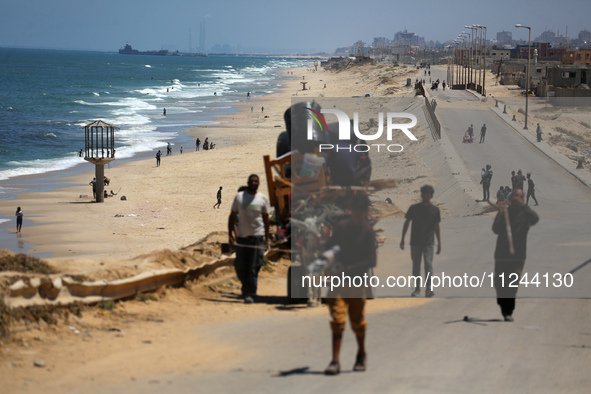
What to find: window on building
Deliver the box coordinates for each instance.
[562,71,576,78]
[536,68,542,73]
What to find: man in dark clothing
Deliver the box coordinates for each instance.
[323,191,377,375]
[214,186,223,209]
[510,170,517,190]
[400,185,441,297]
[480,164,493,201]
[480,124,487,143]
[196,138,201,151]
[492,189,539,321]
[526,173,538,206]
[514,170,526,190]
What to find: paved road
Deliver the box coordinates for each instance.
[101,67,591,393]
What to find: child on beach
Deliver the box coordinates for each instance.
[16,207,23,233]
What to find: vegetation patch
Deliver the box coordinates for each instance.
[0,254,57,275]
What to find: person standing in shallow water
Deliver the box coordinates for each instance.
[15,206,23,233]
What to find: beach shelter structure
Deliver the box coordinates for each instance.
[83,120,116,202]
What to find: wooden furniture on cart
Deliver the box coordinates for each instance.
[263,151,328,225]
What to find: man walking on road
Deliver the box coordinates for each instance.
[228,174,270,304]
[323,192,377,375]
[492,189,539,321]
[400,185,441,297]
[526,173,539,206]
[480,124,487,143]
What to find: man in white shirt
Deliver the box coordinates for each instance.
[228,174,270,304]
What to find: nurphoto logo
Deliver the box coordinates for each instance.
[305,107,418,153]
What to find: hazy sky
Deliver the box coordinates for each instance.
[0,0,588,53]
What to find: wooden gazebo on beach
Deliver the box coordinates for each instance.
[83,120,116,202]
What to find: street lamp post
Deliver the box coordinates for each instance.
[482,25,487,96]
[473,25,483,94]
[459,34,469,88]
[465,26,478,89]
[516,24,531,130]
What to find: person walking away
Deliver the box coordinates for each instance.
[526,173,538,206]
[536,123,543,142]
[156,150,162,167]
[400,185,441,297]
[214,187,223,209]
[228,175,270,304]
[323,192,377,375]
[480,164,493,201]
[480,124,487,143]
[492,189,539,321]
[15,207,23,233]
[196,138,201,151]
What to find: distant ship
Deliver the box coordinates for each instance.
[119,43,168,56]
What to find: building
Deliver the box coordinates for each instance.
[496,31,512,45]
[562,50,591,66]
[487,47,511,61]
[512,43,564,61]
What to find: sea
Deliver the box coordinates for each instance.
[0,47,310,252]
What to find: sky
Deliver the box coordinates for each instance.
[0,0,588,53]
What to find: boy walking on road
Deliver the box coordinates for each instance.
[400,185,442,297]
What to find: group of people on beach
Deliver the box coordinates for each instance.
[195,137,214,151]
[88,176,111,199]
[155,138,217,166]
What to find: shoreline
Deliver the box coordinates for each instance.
[0,66,309,262]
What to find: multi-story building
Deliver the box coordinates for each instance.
[496,31,512,45]
[562,50,591,66]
